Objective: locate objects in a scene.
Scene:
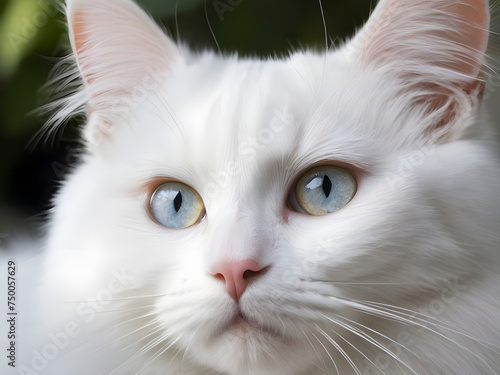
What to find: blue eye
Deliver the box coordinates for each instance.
[291,166,356,216]
[150,182,205,229]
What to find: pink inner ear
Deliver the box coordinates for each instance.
[357,0,490,81]
[450,0,489,76]
[72,12,85,53]
[72,11,94,84]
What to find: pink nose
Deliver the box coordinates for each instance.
[211,259,264,302]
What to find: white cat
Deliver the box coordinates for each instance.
[3,0,500,374]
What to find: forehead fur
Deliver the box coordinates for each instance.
[103,50,417,188]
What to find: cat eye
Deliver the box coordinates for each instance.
[289,166,356,216]
[150,182,205,229]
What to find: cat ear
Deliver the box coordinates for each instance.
[346,0,490,141]
[66,0,180,117]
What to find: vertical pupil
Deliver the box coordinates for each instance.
[322,175,332,198]
[173,191,183,212]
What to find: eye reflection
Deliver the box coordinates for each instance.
[150,182,205,229]
[291,166,356,216]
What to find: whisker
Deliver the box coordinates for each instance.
[323,319,385,375]
[310,330,340,375]
[315,325,362,375]
[94,319,159,354]
[179,326,202,370]
[135,336,180,374]
[62,291,179,304]
[336,297,499,375]
[174,0,180,45]
[301,328,329,374]
[358,299,500,353]
[91,303,156,315]
[107,310,158,331]
[321,313,419,375]
[317,0,328,97]
[336,313,422,361]
[136,331,171,358]
[108,331,174,375]
[119,323,165,354]
[317,281,410,286]
[204,0,221,53]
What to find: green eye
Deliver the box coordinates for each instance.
[150,182,205,229]
[291,166,356,216]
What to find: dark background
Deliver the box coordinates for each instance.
[1,0,498,234]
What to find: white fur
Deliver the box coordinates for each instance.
[8,0,500,374]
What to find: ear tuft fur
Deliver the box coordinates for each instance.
[37,0,181,147]
[346,0,490,142]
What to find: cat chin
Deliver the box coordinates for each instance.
[157,300,317,374]
[191,327,312,375]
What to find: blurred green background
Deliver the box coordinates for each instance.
[0,0,373,230]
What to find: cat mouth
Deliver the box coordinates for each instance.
[225,310,279,338]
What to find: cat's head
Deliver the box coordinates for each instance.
[43,0,499,373]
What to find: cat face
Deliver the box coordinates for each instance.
[42,0,500,373]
